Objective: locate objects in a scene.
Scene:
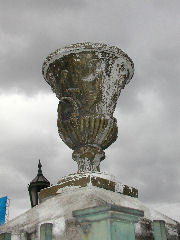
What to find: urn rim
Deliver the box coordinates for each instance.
[42,42,134,81]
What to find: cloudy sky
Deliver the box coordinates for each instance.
[0,0,180,221]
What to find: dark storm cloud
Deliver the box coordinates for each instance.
[0,0,180,220]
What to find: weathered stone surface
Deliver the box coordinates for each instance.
[42,43,134,172]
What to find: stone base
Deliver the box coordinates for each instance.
[39,172,138,202]
[0,187,179,239]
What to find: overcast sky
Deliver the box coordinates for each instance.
[0,0,180,221]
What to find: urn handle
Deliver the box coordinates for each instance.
[58,97,78,121]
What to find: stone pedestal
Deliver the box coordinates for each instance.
[73,205,144,240]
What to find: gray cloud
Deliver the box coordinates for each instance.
[0,0,179,221]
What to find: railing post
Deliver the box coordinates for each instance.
[40,223,53,240]
[153,220,167,240]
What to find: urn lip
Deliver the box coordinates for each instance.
[42,42,134,82]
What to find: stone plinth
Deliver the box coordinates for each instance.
[73,205,144,240]
[39,172,138,202]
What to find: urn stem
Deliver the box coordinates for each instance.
[72,145,105,173]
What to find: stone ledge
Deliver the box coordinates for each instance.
[39,172,138,202]
[73,204,144,219]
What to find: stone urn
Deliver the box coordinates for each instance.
[42,43,134,173]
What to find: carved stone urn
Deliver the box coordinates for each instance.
[42,43,134,173]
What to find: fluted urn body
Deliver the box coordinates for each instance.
[42,43,134,172]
